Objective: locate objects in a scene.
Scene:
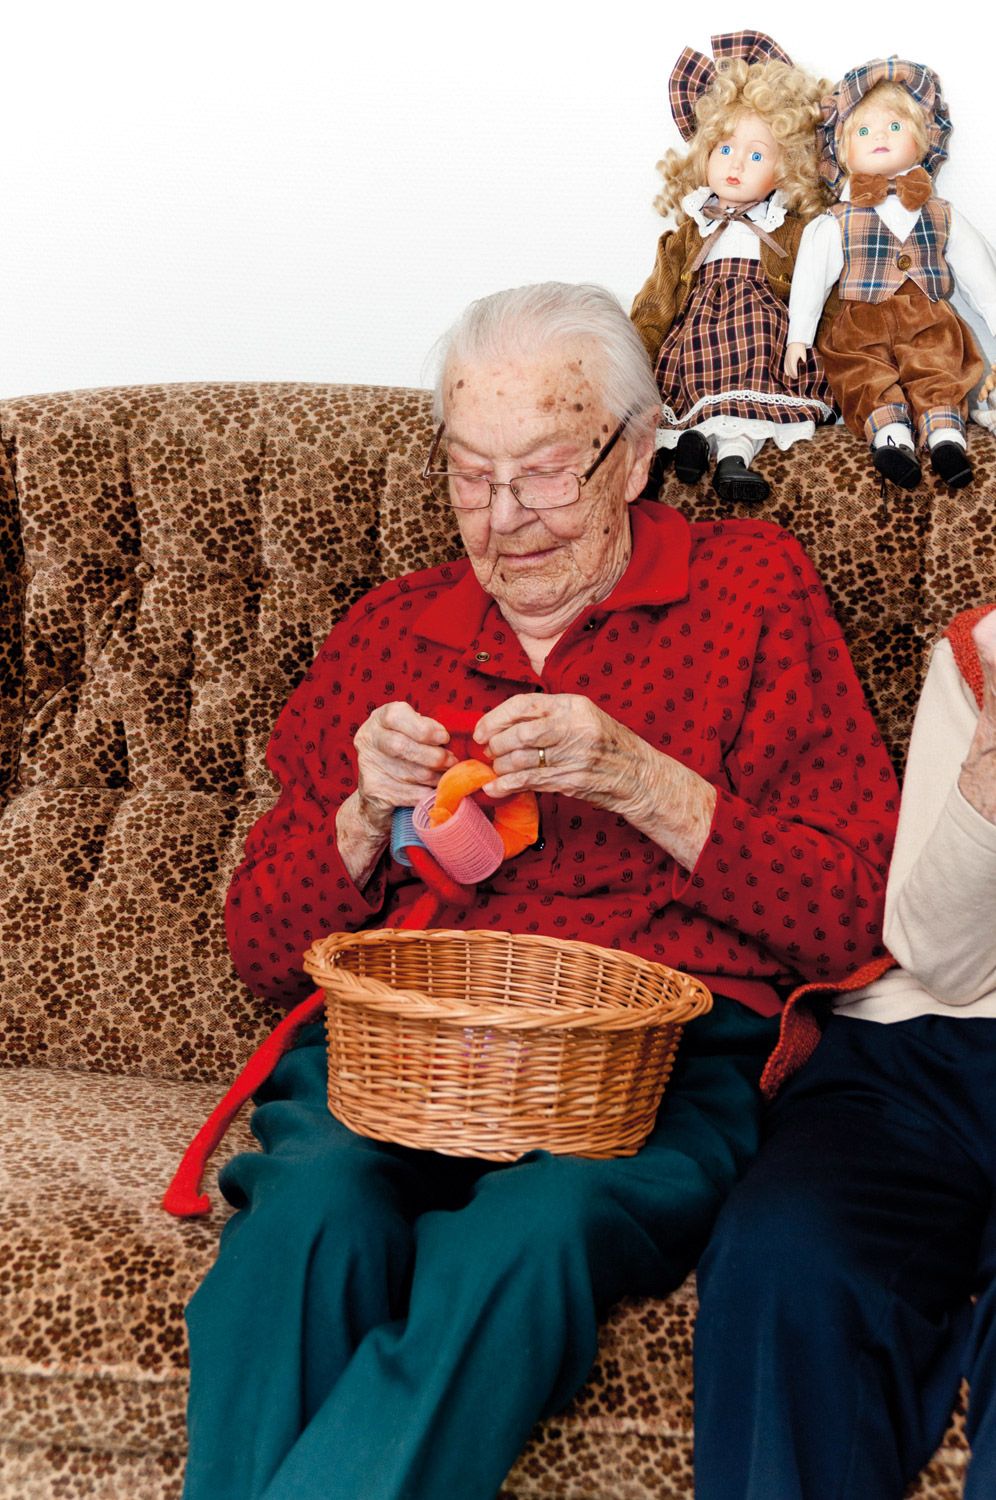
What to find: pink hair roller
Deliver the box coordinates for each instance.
[412,792,504,885]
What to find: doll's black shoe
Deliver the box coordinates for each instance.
[711,456,770,504]
[872,442,921,489]
[674,430,710,485]
[929,441,973,489]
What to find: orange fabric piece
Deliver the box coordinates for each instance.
[429,759,540,857]
[429,760,496,824]
[945,603,996,709]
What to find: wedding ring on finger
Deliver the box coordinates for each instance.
[537,746,547,770]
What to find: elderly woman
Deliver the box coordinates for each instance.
[181,282,898,1500]
[694,607,996,1499]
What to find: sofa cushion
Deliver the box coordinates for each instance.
[0,1443,186,1500]
[0,1062,971,1498]
[0,1062,703,1469]
[0,1066,238,1452]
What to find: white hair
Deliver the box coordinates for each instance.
[431,282,660,449]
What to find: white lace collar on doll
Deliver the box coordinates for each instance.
[684,186,789,236]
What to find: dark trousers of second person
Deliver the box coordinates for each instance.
[694,1013,996,1500]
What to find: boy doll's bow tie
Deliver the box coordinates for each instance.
[850,165,933,210]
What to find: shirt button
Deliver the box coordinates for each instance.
[474,651,490,662]
[896,253,912,270]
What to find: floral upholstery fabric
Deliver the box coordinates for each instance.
[1,382,992,1498]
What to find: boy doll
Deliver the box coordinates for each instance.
[785,58,996,489]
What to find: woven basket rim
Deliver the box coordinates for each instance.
[303,927,713,1032]
[307,925,696,977]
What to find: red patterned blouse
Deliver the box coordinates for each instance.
[225,501,899,1017]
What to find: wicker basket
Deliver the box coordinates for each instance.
[302,928,713,1160]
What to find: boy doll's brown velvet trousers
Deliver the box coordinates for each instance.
[819,281,983,447]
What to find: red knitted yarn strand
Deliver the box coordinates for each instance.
[161,988,326,1216]
[162,709,530,1218]
[163,835,477,1215]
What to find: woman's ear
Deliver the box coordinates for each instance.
[624,414,660,503]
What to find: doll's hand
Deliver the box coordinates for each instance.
[979,364,996,405]
[784,342,808,381]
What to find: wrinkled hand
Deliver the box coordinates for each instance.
[353,702,457,839]
[959,612,996,824]
[784,341,808,381]
[472,693,649,816]
[473,693,716,869]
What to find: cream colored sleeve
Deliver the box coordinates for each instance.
[884,639,996,1004]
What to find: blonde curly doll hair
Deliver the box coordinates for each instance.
[656,57,830,222]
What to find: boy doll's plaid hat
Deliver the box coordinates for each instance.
[819,56,952,192]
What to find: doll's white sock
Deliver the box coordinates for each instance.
[926,428,966,450]
[715,433,762,466]
[872,423,916,452]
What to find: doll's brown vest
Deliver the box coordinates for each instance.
[830,198,953,304]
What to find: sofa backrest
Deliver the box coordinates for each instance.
[0,382,993,1082]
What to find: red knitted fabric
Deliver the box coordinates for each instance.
[164,713,520,1217]
[945,603,995,710]
[759,952,894,1100]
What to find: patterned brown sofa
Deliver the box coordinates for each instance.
[1,381,993,1500]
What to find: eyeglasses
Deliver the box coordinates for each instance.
[421,419,628,511]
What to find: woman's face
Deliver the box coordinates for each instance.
[441,345,649,631]
[706,111,780,209]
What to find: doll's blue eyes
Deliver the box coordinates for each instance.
[718,144,763,161]
[719,145,731,155]
[750,151,763,162]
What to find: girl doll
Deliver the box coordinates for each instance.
[631,31,836,504]
[785,57,996,490]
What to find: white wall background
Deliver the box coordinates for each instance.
[2,0,992,400]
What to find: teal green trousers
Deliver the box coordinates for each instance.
[183,998,776,1500]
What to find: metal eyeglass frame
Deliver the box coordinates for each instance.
[421,418,628,510]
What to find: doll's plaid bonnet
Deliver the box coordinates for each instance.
[820,57,953,192]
